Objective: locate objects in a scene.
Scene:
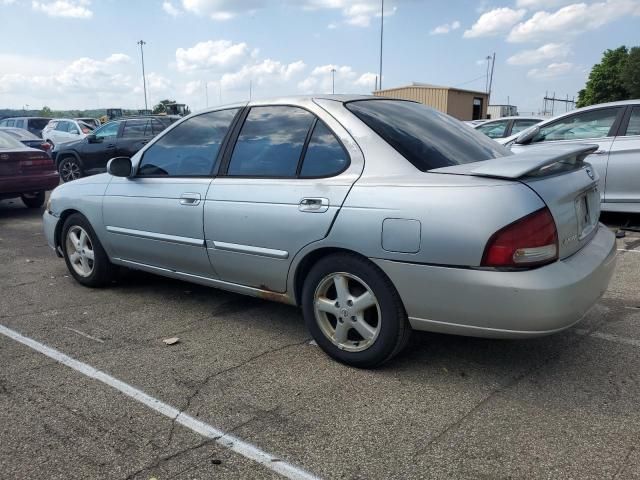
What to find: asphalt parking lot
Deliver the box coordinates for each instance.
[1,199,640,480]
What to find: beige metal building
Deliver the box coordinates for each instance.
[373,83,489,121]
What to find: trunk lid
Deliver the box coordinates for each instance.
[431,144,601,259]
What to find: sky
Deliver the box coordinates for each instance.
[0,0,639,114]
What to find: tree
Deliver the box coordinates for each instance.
[622,47,640,99]
[577,46,629,107]
[39,106,53,117]
[153,99,176,114]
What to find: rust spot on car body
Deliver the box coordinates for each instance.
[258,284,292,304]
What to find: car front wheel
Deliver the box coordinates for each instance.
[302,253,411,368]
[59,157,83,182]
[21,192,45,208]
[61,213,116,287]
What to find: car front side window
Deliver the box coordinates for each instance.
[623,107,640,136]
[227,106,315,177]
[137,108,239,177]
[534,108,621,142]
[95,122,120,139]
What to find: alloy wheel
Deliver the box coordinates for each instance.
[65,226,95,277]
[60,160,81,182]
[313,272,381,352]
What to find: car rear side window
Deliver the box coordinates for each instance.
[227,106,315,177]
[15,120,24,129]
[122,119,149,138]
[345,100,509,171]
[624,107,640,136]
[300,121,348,177]
[6,119,15,127]
[138,108,239,177]
[512,119,541,134]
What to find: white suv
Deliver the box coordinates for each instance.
[41,119,95,148]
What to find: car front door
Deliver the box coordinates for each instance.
[204,104,362,293]
[603,106,640,207]
[80,121,120,172]
[511,107,625,202]
[116,119,152,158]
[102,108,240,277]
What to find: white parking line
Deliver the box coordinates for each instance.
[0,324,320,480]
[617,249,640,253]
[574,329,640,348]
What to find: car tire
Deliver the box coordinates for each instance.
[21,192,45,209]
[302,253,411,368]
[59,156,83,182]
[61,213,117,288]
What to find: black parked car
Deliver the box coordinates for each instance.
[53,116,178,182]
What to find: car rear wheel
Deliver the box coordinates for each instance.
[61,213,116,287]
[21,192,45,209]
[302,253,411,368]
[59,157,83,182]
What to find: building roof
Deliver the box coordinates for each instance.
[374,83,488,96]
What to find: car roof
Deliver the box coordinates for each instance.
[482,116,545,122]
[531,98,640,128]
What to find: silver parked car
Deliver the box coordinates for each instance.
[503,100,640,213]
[474,116,545,139]
[43,96,616,367]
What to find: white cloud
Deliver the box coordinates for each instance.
[105,53,132,64]
[430,20,460,35]
[515,0,574,7]
[162,1,181,16]
[527,62,574,79]
[31,0,92,18]
[172,0,392,27]
[175,40,250,72]
[220,59,306,90]
[464,7,526,38]
[179,0,264,20]
[507,42,571,66]
[297,64,377,93]
[508,0,640,42]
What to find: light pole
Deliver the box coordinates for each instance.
[378,0,384,90]
[137,40,148,111]
[331,68,336,94]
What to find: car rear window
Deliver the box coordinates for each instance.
[27,119,51,131]
[0,131,25,149]
[345,99,510,171]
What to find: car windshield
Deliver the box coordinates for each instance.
[0,131,25,149]
[345,99,510,171]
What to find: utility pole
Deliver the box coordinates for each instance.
[137,40,148,111]
[488,52,496,101]
[249,79,252,101]
[379,0,384,90]
[331,68,336,94]
[205,81,209,108]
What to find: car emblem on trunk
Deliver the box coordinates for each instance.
[586,168,594,180]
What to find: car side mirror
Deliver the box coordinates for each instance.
[107,157,133,178]
[515,125,540,145]
[86,134,98,143]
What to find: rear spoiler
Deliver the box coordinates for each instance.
[431,144,598,180]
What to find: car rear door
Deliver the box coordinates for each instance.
[204,103,362,293]
[603,106,640,207]
[102,108,240,277]
[116,119,152,158]
[510,106,625,202]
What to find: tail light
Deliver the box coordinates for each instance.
[482,207,558,268]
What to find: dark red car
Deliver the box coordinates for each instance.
[0,131,59,208]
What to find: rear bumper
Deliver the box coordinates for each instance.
[372,224,617,338]
[0,172,59,198]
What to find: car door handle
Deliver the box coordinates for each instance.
[299,197,329,213]
[180,193,201,206]
[592,150,607,155]
[106,144,116,148]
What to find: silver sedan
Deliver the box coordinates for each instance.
[43,96,616,367]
